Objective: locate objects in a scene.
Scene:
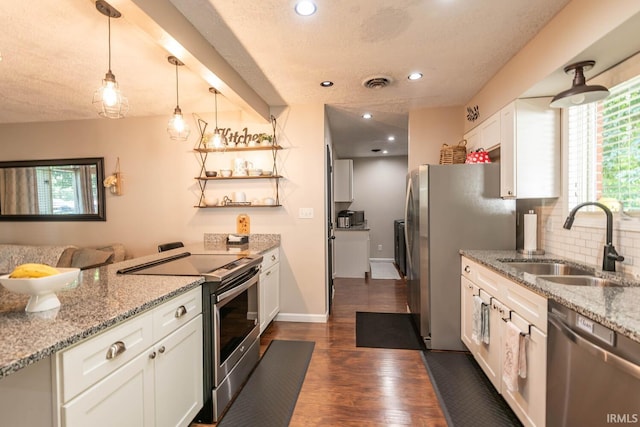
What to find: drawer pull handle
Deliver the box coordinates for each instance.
[266,271,271,276]
[271,255,277,261]
[464,266,471,273]
[158,346,166,354]
[149,351,157,359]
[106,341,126,360]
[175,305,187,318]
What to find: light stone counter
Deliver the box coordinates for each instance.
[460,249,640,344]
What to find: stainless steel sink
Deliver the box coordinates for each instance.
[505,262,594,276]
[539,276,624,287]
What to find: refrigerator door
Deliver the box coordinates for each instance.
[404,171,420,325]
[408,163,515,351]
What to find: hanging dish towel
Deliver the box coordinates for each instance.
[481,302,490,345]
[503,321,528,392]
[472,295,483,345]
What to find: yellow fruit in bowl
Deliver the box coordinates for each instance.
[9,263,60,279]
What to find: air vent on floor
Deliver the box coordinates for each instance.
[362,76,392,89]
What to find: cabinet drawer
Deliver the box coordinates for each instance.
[152,287,202,342]
[261,247,279,271]
[503,279,547,333]
[58,311,154,403]
[461,257,476,282]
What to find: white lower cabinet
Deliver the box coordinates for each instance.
[58,287,203,427]
[460,257,547,427]
[334,230,370,278]
[259,247,280,334]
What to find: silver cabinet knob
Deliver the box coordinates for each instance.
[464,266,471,273]
[149,351,157,359]
[271,254,276,261]
[175,305,187,318]
[158,346,165,354]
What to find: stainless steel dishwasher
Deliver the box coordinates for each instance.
[547,300,640,426]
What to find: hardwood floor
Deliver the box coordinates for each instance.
[197,275,447,426]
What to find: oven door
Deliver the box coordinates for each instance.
[212,271,260,387]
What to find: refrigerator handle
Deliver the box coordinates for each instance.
[404,176,413,273]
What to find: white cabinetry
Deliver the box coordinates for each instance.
[58,287,203,427]
[334,159,354,202]
[500,98,560,198]
[460,257,547,427]
[464,110,501,153]
[334,230,370,278]
[259,247,280,333]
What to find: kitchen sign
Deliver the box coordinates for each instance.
[217,127,272,146]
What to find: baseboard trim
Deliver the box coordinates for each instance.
[370,258,395,263]
[275,312,329,323]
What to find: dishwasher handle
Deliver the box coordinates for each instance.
[548,311,640,381]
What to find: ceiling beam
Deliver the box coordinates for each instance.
[109,0,272,122]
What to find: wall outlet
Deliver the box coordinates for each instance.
[299,207,314,219]
[377,244,382,251]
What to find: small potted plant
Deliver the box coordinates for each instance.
[260,134,274,145]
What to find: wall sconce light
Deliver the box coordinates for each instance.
[208,87,227,148]
[103,157,123,195]
[166,56,190,141]
[550,60,610,108]
[92,0,129,119]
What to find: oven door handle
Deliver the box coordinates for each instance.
[217,272,259,303]
[548,311,640,380]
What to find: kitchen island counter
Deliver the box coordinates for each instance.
[461,249,640,344]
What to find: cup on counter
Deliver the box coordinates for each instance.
[234,192,246,203]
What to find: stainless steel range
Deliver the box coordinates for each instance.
[118,251,263,423]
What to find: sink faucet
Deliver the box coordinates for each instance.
[563,202,624,272]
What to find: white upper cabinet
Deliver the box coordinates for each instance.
[334,159,354,202]
[500,98,560,199]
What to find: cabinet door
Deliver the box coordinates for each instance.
[460,276,477,352]
[464,127,481,153]
[334,231,370,278]
[480,111,501,150]
[334,159,353,202]
[502,320,547,427]
[259,263,280,334]
[154,316,204,427]
[62,350,155,427]
[500,102,516,198]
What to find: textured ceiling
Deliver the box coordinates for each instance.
[8,0,633,158]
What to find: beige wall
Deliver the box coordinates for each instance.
[407,106,463,171]
[0,104,328,320]
[463,0,640,133]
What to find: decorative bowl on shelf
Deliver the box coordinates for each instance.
[205,171,217,177]
[261,171,273,177]
[0,268,80,312]
[220,169,233,177]
[248,169,262,176]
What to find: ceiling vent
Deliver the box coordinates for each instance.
[362,76,392,89]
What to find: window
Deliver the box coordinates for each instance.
[567,73,640,213]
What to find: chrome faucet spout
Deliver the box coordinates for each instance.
[563,202,623,272]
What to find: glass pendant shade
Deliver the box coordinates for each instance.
[208,87,227,148]
[94,1,127,119]
[550,60,610,108]
[167,56,190,141]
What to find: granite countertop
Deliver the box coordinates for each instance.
[461,249,640,343]
[0,234,280,380]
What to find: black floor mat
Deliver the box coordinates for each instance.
[355,311,424,350]
[421,350,522,427]
[217,340,315,427]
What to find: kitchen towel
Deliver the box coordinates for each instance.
[481,302,490,345]
[472,295,483,345]
[502,321,528,392]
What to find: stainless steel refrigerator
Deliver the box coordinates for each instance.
[404,164,515,351]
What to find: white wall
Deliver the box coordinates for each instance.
[349,156,407,259]
[408,106,463,171]
[0,103,328,320]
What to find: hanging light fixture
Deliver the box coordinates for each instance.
[92,0,129,119]
[208,87,227,148]
[166,56,190,141]
[550,60,610,108]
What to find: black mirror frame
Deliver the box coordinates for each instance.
[0,157,106,222]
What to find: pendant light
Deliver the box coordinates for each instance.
[166,56,190,141]
[92,0,129,119]
[550,60,610,108]
[208,87,227,148]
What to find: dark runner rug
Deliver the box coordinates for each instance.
[217,340,315,427]
[355,311,424,350]
[421,350,522,427]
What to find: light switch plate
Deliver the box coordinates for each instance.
[299,207,314,219]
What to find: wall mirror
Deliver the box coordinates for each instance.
[0,157,106,221]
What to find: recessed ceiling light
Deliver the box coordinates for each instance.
[388,136,395,142]
[362,113,372,119]
[408,72,423,81]
[320,81,333,87]
[295,1,317,16]
[383,150,389,154]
